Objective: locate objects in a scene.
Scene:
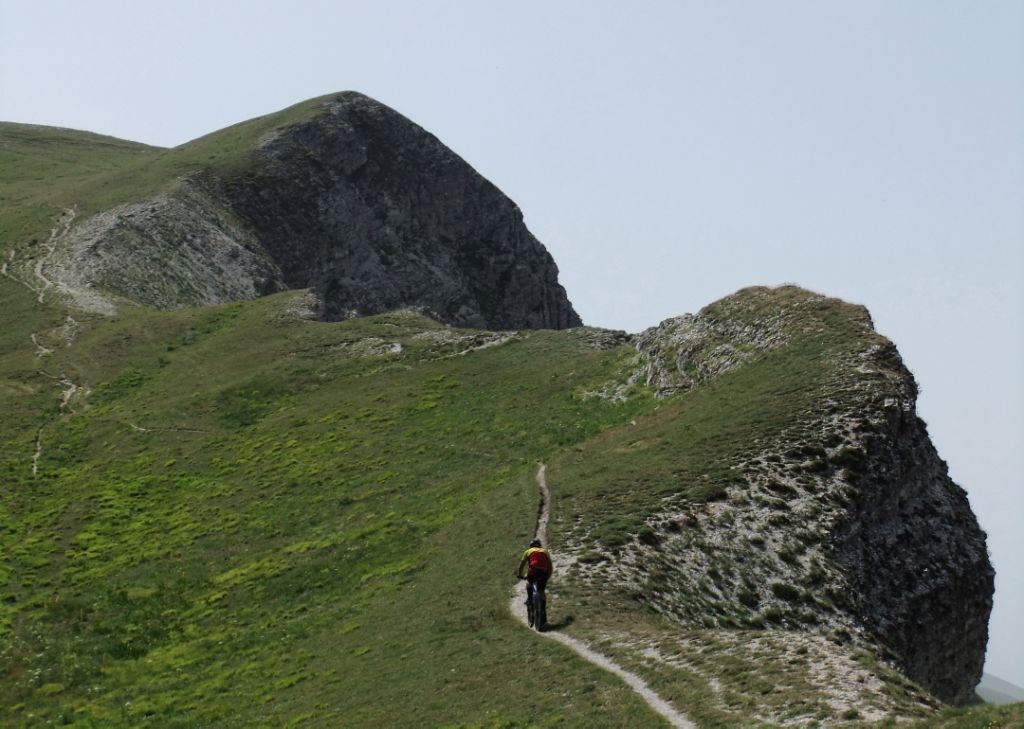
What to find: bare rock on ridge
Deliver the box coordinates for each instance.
[216,92,581,329]
[51,92,581,330]
[582,286,994,705]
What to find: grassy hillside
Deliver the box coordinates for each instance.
[4,271,1020,727]
[539,291,935,726]
[0,94,333,250]
[1,274,672,726]
[0,123,156,245]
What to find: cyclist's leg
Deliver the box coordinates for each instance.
[525,575,537,626]
[536,571,549,628]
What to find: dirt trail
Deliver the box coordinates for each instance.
[34,207,76,304]
[31,373,83,477]
[510,464,695,729]
[31,333,54,357]
[21,208,95,476]
[124,422,211,435]
[26,206,115,315]
[0,249,38,295]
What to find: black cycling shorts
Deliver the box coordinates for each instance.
[527,569,550,594]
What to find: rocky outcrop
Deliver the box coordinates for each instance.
[634,286,804,395]
[570,286,993,705]
[50,183,284,310]
[51,92,581,330]
[831,396,993,705]
[217,93,580,329]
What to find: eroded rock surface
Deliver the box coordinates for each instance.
[831,395,993,705]
[50,92,581,330]
[568,286,993,706]
[221,93,580,329]
[52,184,284,310]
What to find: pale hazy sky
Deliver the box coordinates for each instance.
[2,0,1022,687]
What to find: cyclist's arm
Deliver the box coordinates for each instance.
[516,555,529,578]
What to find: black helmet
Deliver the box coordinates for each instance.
[530,538,542,548]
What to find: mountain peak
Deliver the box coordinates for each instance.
[33,92,583,329]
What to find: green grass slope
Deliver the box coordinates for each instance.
[537,292,911,726]
[1,94,338,252]
[1,274,669,726]
[3,270,1014,727]
[551,288,871,549]
[0,122,157,245]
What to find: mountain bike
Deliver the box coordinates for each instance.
[523,578,547,631]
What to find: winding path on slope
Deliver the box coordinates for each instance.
[510,464,695,729]
[23,208,89,476]
[34,207,76,304]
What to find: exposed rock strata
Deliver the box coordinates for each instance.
[831,397,993,705]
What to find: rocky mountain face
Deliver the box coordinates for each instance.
[48,92,581,329]
[831,395,993,705]
[567,287,993,706]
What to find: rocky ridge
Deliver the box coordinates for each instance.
[562,286,993,707]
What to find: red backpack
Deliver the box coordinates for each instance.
[527,548,552,572]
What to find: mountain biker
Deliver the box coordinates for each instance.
[517,538,553,625]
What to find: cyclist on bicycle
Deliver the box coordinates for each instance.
[517,538,553,624]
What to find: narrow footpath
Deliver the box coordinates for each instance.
[33,206,76,305]
[21,207,88,477]
[510,464,695,729]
